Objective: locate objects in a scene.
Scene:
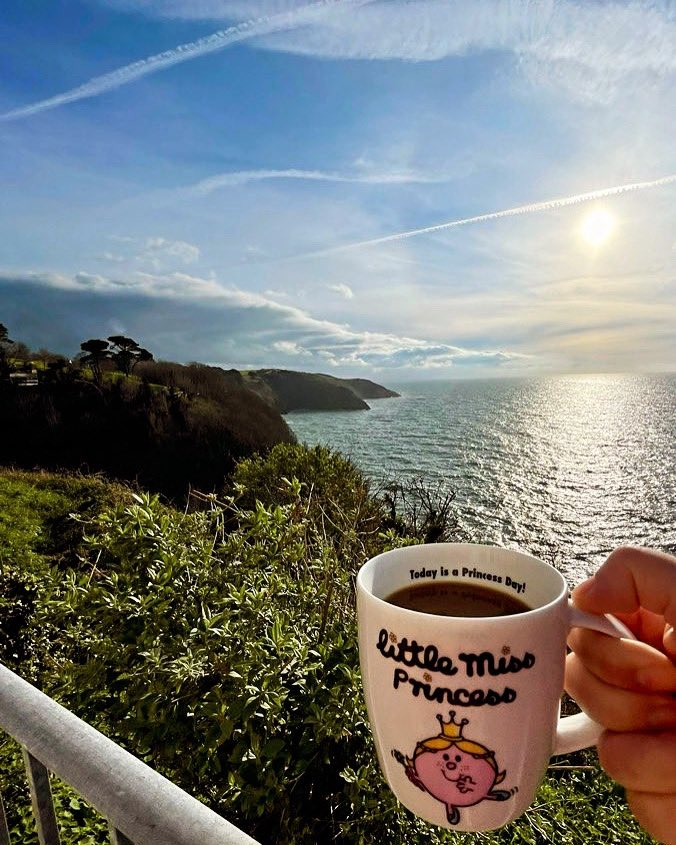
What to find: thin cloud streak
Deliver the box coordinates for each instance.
[188,167,453,194]
[0,0,367,122]
[288,174,676,260]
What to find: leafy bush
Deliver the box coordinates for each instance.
[0,471,132,844]
[232,443,389,560]
[0,471,130,676]
[0,461,654,845]
[38,488,413,843]
[233,444,464,552]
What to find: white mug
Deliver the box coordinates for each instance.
[356,543,632,832]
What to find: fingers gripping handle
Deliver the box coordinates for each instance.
[553,603,635,757]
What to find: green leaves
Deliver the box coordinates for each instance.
[1,458,654,845]
[31,482,391,843]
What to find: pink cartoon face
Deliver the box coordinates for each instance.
[392,711,515,826]
[414,745,498,807]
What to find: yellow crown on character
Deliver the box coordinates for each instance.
[436,710,468,740]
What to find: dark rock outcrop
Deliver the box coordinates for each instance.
[343,378,400,400]
[241,369,399,412]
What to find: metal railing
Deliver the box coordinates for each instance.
[0,662,261,845]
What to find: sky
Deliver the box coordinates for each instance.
[1,0,674,381]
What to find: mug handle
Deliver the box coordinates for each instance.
[553,602,635,756]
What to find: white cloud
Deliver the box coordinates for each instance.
[0,0,369,121]
[520,1,676,104]
[187,166,457,195]
[97,235,202,268]
[142,237,201,265]
[255,0,675,104]
[0,267,526,372]
[126,0,664,106]
[273,340,302,354]
[328,283,353,299]
[5,0,671,124]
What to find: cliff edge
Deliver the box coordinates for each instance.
[241,369,399,413]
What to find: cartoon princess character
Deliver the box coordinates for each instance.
[392,710,513,825]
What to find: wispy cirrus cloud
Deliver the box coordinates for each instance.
[100,236,201,268]
[257,0,676,103]
[0,0,367,122]
[106,0,676,104]
[187,166,455,195]
[5,0,672,124]
[328,283,353,299]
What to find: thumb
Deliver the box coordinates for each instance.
[572,547,676,630]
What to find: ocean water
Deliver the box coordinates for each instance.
[286,374,676,583]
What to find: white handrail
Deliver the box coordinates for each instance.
[0,662,261,845]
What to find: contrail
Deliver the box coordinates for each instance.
[292,173,676,259]
[189,167,453,194]
[0,0,365,122]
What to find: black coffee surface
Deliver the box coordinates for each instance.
[385,582,530,617]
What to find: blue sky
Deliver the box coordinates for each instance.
[1,0,674,380]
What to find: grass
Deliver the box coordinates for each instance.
[0,469,131,568]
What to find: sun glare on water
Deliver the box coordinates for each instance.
[580,208,615,247]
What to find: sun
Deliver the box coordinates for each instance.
[580,208,615,247]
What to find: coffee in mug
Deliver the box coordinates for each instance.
[385,582,530,617]
[357,543,633,832]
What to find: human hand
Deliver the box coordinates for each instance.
[565,546,676,844]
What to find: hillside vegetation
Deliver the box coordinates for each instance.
[1,360,294,500]
[241,368,399,412]
[0,454,652,845]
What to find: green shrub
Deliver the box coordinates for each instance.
[0,462,654,845]
[39,489,411,843]
[232,443,396,562]
[0,471,130,677]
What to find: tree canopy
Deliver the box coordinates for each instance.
[78,336,153,382]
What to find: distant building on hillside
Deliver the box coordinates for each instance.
[8,369,38,387]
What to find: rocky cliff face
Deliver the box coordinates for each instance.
[342,378,400,400]
[241,369,399,413]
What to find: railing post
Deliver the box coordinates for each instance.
[0,793,11,845]
[22,750,61,845]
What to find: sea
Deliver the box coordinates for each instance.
[286,373,676,584]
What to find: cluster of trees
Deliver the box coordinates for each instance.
[79,336,153,382]
[0,323,153,384]
[0,323,66,379]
